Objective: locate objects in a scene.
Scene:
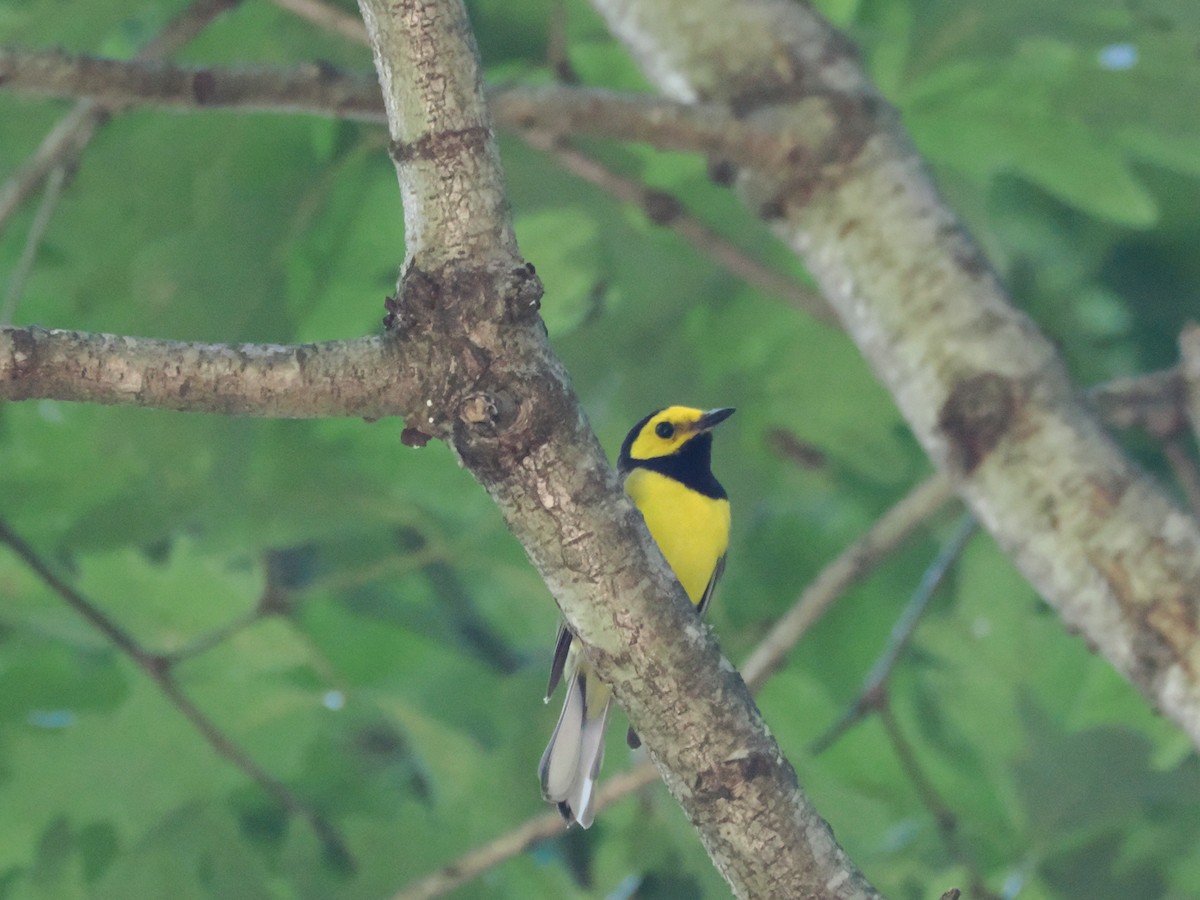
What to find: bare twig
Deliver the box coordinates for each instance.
[520,132,836,325]
[392,473,956,898]
[392,762,658,900]
[810,514,977,755]
[1,166,67,326]
[0,104,102,237]
[162,606,266,664]
[742,473,957,691]
[0,0,239,235]
[0,519,352,867]
[0,50,384,122]
[878,702,1001,900]
[0,51,796,173]
[272,0,368,43]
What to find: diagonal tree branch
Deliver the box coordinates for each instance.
[394,468,957,898]
[741,472,956,691]
[0,0,239,235]
[590,0,1200,750]
[518,130,837,325]
[352,0,878,895]
[0,519,351,868]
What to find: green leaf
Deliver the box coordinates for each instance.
[515,207,604,336]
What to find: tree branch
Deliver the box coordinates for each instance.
[351,0,879,895]
[0,49,384,121]
[0,0,239,235]
[810,515,977,755]
[0,327,415,417]
[519,131,837,326]
[742,473,955,690]
[590,0,1200,750]
[1,166,66,326]
[0,519,351,868]
[0,50,795,171]
[394,468,955,897]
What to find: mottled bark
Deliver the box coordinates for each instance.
[590,0,1200,745]
[353,0,881,895]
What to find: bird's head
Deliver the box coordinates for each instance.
[618,406,735,468]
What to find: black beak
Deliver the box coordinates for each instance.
[697,407,735,431]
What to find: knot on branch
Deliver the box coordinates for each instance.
[384,262,545,448]
[384,266,443,335]
[692,751,777,804]
[387,261,543,334]
[501,261,543,323]
[937,371,1020,474]
[460,391,500,429]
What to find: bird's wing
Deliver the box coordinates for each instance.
[544,623,573,701]
[696,553,726,618]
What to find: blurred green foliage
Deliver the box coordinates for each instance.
[1,0,1199,897]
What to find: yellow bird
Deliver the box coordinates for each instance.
[538,406,734,827]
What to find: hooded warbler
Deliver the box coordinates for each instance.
[538,405,734,827]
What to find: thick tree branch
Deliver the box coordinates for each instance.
[395,470,955,897]
[0,327,413,417]
[352,0,878,895]
[589,0,1200,746]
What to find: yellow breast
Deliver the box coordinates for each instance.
[623,468,730,604]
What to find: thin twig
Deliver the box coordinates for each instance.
[877,701,1001,900]
[272,0,368,43]
[0,51,800,174]
[1,166,67,326]
[162,605,267,664]
[521,132,837,326]
[391,473,957,898]
[392,763,658,900]
[0,519,353,868]
[0,0,238,236]
[810,514,977,755]
[0,104,101,237]
[742,473,957,691]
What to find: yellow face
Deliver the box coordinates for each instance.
[626,406,711,461]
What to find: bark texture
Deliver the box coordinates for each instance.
[352,0,881,895]
[590,0,1200,744]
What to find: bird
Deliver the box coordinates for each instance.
[538,405,734,828]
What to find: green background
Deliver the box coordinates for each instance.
[1,0,1198,896]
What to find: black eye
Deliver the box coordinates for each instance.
[655,422,674,439]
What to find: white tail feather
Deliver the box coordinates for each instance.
[538,653,612,829]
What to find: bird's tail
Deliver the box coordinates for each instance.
[538,655,612,829]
